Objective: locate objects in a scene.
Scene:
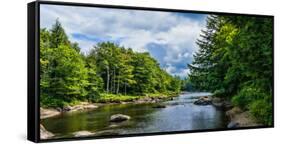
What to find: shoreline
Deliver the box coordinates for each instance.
[225,106,262,128]
[40,102,99,119]
[210,96,262,128]
[40,93,179,139]
[41,94,263,127]
[40,93,179,120]
[40,93,263,139]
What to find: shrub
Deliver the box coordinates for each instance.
[231,85,272,125]
[41,95,69,108]
[249,99,272,125]
[231,85,267,109]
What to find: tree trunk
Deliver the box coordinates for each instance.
[113,68,116,94]
[106,67,110,93]
[110,69,114,93]
[124,82,127,96]
[116,75,120,94]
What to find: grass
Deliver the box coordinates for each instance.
[93,91,179,103]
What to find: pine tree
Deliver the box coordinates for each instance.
[50,19,70,48]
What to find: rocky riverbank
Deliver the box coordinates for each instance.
[39,95,177,139]
[225,107,262,128]
[40,102,99,119]
[193,95,261,128]
[40,95,176,119]
[40,124,54,139]
[210,97,261,128]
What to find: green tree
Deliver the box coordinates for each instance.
[85,51,104,101]
[48,44,88,104]
[50,19,70,48]
[189,15,273,125]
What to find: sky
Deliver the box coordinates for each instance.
[40,4,207,78]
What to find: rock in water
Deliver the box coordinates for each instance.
[73,131,95,137]
[63,106,72,111]
[193,96,212,105]
[152,104,166,108]
[227,122,240,128]
[110,114,130,122]
[40,124,54,139]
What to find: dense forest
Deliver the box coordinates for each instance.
[40,15,273,126]
[188,15,273,125]
[40,20,181,108]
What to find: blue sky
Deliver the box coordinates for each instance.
[40,4,207,78]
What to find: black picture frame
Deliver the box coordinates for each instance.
[28,0,274,143]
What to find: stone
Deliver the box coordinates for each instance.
[227,121,239,128]
[83,104,98,109]
[193,96,212,105]
[73,131,95,137]
[110,114,130,122]
[40,108,60,119]
[40,124,54,139]
[63,106,72,111]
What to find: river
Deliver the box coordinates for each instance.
[42,92,227,138]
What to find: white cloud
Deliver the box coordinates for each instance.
[40,4,206,77]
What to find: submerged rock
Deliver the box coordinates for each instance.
[110,114,130,122]
[152,104,166,108]
[40,124,54,139]
[73,131,95,137]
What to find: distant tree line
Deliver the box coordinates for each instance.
[40,20,181,108]
[188,15,273,125]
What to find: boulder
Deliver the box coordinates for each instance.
[120,101,128,104]
[227,121,240,128]
[40,108,60,119]
[211,97,233,110]
[62,104,98,113]
[223,101,233,110]
[226,107,262,127]
[194,96,212,105]
[73,131,95,137]
[110,114,130,122]
[40,124,54,139]
[63,106,72,112]
[82,104,98,110]
[226,107,243,119]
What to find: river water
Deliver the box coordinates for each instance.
[42,92,227,138]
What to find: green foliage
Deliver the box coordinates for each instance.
[40,20,181,108]
[231,84,272,125]
[40,20,89,107]
[93,92,176,103]
[189,15,273,125]
[94,93,138,103]
[49,44,88,99]
[168,76,181,93]
[49,19,70,48]
[41,94,68,108]
[249,99,272,125]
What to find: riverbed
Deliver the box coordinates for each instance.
[41,92,227,138]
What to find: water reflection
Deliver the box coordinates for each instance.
[42,92,227,138]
